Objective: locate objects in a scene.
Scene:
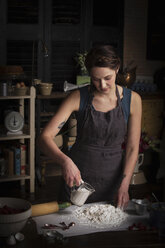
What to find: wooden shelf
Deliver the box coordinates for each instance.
[0,175,31,182]
[0,134,31,141]
[0,95,31,100]
[0,86,36,193]
[35,91,67,184]
[36,91,69,99]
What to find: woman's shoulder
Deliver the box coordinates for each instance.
[64,86,91,111]
[131,89,142,103]
[65,89,80,99]
[117,85,141,100]
[61,89,80,112]
[130,90,142,115]
[117,85,131,99]
[117,86,141,119]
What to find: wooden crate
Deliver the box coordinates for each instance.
[142,97,164,138]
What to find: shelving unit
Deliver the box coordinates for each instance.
[35,91,68,184]
[141,93,165,137]
[0,86,36,193]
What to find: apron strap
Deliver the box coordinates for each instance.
[116,84,122,108]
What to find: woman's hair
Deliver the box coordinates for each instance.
[85,45,121,73]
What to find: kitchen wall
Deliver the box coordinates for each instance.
[123,0,165,78]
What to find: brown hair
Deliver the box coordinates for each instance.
[85,45,121,73]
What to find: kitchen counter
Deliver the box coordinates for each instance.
[1,201,165,248]
[0,218,164,248]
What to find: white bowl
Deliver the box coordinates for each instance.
[0,197,31,237]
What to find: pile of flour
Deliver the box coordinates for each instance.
[73,204,128,228]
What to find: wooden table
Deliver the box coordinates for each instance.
[1,218,165,248]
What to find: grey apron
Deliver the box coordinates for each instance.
[60,86,127,203]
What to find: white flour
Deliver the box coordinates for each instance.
[73,204,128,228]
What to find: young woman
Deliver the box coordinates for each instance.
[39,45,142,209]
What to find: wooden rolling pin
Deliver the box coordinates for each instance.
[31,201,71,217]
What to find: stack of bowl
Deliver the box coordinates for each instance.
[39,83,53,95]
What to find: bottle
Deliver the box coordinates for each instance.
[2,83,7,96]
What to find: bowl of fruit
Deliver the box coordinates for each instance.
[0,197,31,237]
[14,82,28,96]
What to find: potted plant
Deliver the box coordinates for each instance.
[74,51,90,85]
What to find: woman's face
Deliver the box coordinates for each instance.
[90,67,118,94]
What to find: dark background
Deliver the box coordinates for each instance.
[0,0,124,86]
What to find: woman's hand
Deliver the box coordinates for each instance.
[61,158,81,188]
[116,182,129,210]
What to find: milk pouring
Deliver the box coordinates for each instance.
[70,181,95,207]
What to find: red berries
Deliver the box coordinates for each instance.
[0,205,24,214]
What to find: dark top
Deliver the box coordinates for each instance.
[76,85,132,135]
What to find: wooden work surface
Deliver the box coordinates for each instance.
[0,218,165,248]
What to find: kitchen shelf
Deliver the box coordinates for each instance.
[0,134,31,141]
[35,92,69,184]
[37,92,68,99]
[0,175,31,182]
[0,86,36,193]
[0,95,31,100]
[40,112,55,117]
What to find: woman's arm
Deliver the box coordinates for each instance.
[38,89,81,187]
[117,91,142,209]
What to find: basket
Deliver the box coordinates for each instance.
[14,87,28,96]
